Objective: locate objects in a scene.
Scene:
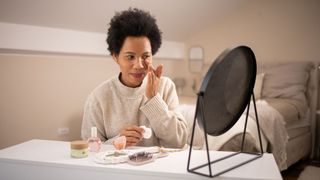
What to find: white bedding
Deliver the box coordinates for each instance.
[179,100,289,170]
[248,100,289,170]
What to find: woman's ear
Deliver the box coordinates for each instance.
[112,54,119,64]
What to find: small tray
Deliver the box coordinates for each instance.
[93,150,129,164]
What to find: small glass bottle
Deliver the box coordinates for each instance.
[87,126,102,153]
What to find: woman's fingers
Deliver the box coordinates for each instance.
[120,125,144,147]
[145,62,163,99]
[147,72,157,98]
[122,126,143,136]
[151,71,156,96]
[126,137,140,146]
[147,61,154,73]
[146,71,155,98]
[155,64,163,77]
[145,59,151,68]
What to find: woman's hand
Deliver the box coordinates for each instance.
[145,60,163,99]
[120,125,144,147]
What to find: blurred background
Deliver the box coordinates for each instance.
[0,0,319,149]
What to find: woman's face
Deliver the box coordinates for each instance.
[113,36,152,88]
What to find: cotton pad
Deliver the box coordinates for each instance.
[140,126,152,139]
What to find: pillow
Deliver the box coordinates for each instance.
[260,62,312,107]
[253,73,265,100]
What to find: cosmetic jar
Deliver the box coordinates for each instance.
[70,140,89,158]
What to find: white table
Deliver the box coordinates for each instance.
[0,139,282,180]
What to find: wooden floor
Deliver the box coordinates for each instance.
[281,159,320,180]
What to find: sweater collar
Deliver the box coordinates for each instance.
[115,73,147,98]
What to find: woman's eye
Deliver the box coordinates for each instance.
[142,55,150,60]
[126,55,135,60]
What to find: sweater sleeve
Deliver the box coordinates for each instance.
[81,94,107,142]
[140,79,188,148]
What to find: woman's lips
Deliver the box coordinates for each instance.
[130,73,145,79]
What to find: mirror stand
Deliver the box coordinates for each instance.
[187,93,263,178]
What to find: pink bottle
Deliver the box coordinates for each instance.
[87,127,101,153]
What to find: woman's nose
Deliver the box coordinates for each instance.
[133,58,144,69]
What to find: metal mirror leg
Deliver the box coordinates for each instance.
[187,92,264,178]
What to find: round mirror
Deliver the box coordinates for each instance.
[189,46,204,73]
[196,46,257,136]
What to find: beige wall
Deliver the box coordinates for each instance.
[0,53,185,149]
[0,53,113,148]
[186,0,320,64]
[180,0,320,95]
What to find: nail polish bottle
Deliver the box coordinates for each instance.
[87,127,102,153]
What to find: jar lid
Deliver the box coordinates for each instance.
[71,140,88,149]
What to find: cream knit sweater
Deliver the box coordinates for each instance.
[81,75,188,148]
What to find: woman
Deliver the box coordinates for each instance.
[81,8,188,148]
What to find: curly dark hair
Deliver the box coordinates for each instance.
[106,8,162,56]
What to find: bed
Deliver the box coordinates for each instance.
[178,61,318,171]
